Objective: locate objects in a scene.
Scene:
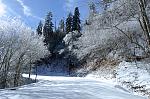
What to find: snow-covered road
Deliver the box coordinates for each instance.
[0,75,147,99]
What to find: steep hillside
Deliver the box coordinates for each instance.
[66,0,150,97]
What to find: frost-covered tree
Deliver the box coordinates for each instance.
[138,0,150,46]
[72,7,81,32]
[0,17,48,88]
[36,21,43,36]
[66,12,73,34]
[102,0,112,10]
[81,0,150,57]
[99,0,150,49]
[89,1,97,16]
[87,2,97,25]
[98,0,115,11]
[71,0,150,59]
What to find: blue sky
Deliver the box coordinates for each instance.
[0,0,90,29]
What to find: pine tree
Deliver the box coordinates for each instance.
[54,20,57,32]
[66,12,73,34]
[43,12,54,52]
[72,7,81,32]
[59,19,65,32]
[36,21,43,36]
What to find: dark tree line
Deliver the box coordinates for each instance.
[66,7,81,34]
[36,7,81,54]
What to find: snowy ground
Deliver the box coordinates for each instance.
[0,75,147,99]
[87,61,150,97]
[116,61,150,95]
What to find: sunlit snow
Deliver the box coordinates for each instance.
[0,75,147,99]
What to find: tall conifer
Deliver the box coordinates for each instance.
[66,12,73,34]
[72,7,81,32]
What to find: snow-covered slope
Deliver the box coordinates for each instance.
[116,61,150,95]
[0,75,147,99]
[87,60,150,96]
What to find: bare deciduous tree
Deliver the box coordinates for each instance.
[0,17,48,88]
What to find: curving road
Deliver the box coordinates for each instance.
[0,76,147,99]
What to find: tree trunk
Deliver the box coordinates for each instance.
[29,59,32,79]
[14,61,21,87]
[139,0,150,46]
[14,53,25,87]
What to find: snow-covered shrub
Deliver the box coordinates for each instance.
[0,17,48,88]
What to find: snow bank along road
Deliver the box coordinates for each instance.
[0,75,148,99]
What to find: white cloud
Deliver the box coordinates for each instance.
[65,0,76,12]
[16,0,32,16]
[16,0,43,20]
[0,0,7,16]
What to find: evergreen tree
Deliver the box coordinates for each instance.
[36,21,43,36]
[54,20,57,32]
[72,7,81,32]
[59,19,65,32]
[43,12,54,52]
[66,12,73,34]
